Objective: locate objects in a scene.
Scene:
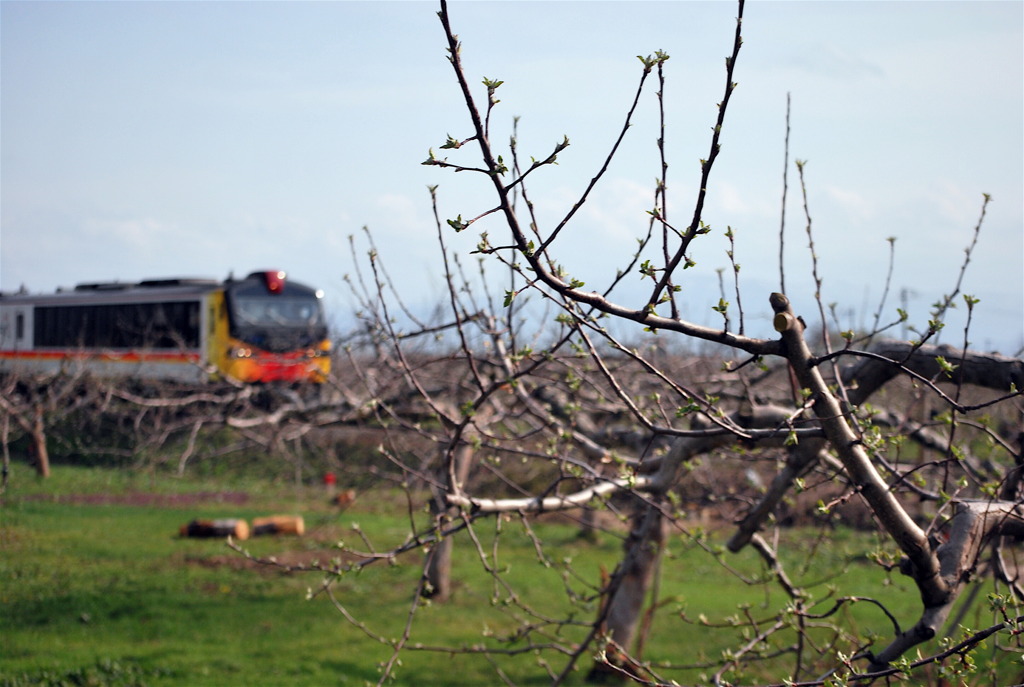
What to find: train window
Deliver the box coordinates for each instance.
[15,313,24,340]
[34,301,201,349]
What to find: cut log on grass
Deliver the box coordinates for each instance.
[331,489,356,508]
[179,518,250,540]
[252,515,305,536]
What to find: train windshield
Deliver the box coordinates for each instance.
[228,293,327,352]
[233,297,324,329]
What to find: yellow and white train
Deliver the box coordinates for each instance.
[0,270,330,383]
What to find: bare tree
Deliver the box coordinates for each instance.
[292,1,1023,684]
[0,361,390,493]
[7,1,1019,685]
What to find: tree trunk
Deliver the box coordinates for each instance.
[1,413,11,495]
[587,405,798,680]
[424,518,455,600]
[589,498,666,683]
[424,411,487,601]
[31,407,50,479]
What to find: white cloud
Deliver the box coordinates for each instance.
[924,182,984,230]
[585,178,655,242]
[822,185,875,223]
[708,180,778,221]
[779,43,886,83]
[82,217,179,249]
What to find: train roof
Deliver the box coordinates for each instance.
[0,271,320,306]
[0,279,221,306]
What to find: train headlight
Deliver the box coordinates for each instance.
[230,346,252,358]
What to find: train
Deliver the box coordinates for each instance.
[0,270,331,384]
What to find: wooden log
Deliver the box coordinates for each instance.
[252,515,304,536]
[331,489,356,508]
[179,518,250,540]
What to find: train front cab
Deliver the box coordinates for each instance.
[215,271,330,384]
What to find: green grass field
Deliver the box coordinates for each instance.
[2,462,1017,686]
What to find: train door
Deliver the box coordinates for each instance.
[0,305,31,351]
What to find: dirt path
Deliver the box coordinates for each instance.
[25,491,250,507]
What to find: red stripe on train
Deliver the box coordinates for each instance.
[0,350,202,364]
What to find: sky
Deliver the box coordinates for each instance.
[2,1,1022,354]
